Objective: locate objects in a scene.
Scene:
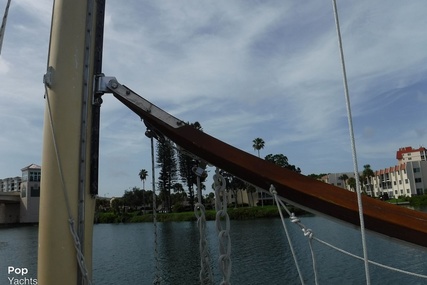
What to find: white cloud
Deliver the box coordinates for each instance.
[1,0,426,197]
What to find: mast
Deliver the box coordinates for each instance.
[38,0,105,284]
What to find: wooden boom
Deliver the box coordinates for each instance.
[106,78,427,248]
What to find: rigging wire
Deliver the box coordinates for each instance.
[44,85,92,285]
[147,130,162,285]
[0,0,12,55]
[270,185,308,285]
[272,191,427,282]
[331,1,371,284]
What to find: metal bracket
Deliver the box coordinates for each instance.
[43,66,54,89]
[94,74,117,95]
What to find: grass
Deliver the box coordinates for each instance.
[96,205,307,224]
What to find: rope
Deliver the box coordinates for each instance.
[149,135,162,285]
[270,185,308,285]
[272,189,427,282]
[0,0,11,55]
[194,165,213,285]
[331,1,370,284]
[214,168,232,285]
[44,86,92,285]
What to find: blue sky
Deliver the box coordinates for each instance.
[1,0,426,198]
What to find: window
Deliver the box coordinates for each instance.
[407,189,410,193]
[405,179,409,183]
[21,186,26,198]
[414,167,421,173]
[399,180,402,184]
[22,172,28,182]
[31,186,40,197]
[30,171,41,182]
[393,181,396,185]
[415,178,422,183]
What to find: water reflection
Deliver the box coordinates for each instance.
[1,216,427,285]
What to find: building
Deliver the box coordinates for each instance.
[320,172,358,190]
[370,146,427,199]
[19,164,41,223]
[0,164,41,223]
[396,146,427,164]
[0,176,21,192]
[320,147,427,199]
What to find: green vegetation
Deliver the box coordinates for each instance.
[409,194,427,207]
[95,205,308,224]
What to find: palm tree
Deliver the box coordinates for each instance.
[347,177,356,191]
[252,137,265,157]
[138,169,148,190]
[362,164,374,195]
[338,174,349,190]
[138,169,148,213]
[252,137,265,207]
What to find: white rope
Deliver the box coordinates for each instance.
[44,87,92,285]
[0,0,11,55]
[214,168,232,285]
[194,165,213,285]
[331,1,371,284]
[272,189,427,282]
[270,185,308,285]
[313,237,427,280]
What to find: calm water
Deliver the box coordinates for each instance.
[1,214,427,284]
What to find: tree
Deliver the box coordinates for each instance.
[221,171,246,208]
[361,164,374,194]
[338,174,349,189]
[347,177,356,191]
[157,139,178,212]
[252,137,265,206]
[265,153,301,173]
[178,121,203,208]
[138,169,148,190]
[308,173,327,180]
[252,137,265,157]
[246,183,257,207]
[138,169,148,213]
[122,187,146,210]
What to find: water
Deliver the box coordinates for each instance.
[1,215,427,285]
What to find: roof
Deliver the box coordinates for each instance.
[21,164,41,171]
[396,146,427,160]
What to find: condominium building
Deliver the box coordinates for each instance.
[320,172,358,190]
[396,146,427,164]
[0,176,21,192]
[321,146,427,199]
[371,147,427,199]
[0,164,41,223]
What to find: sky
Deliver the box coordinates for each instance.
[1,0,426,198]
